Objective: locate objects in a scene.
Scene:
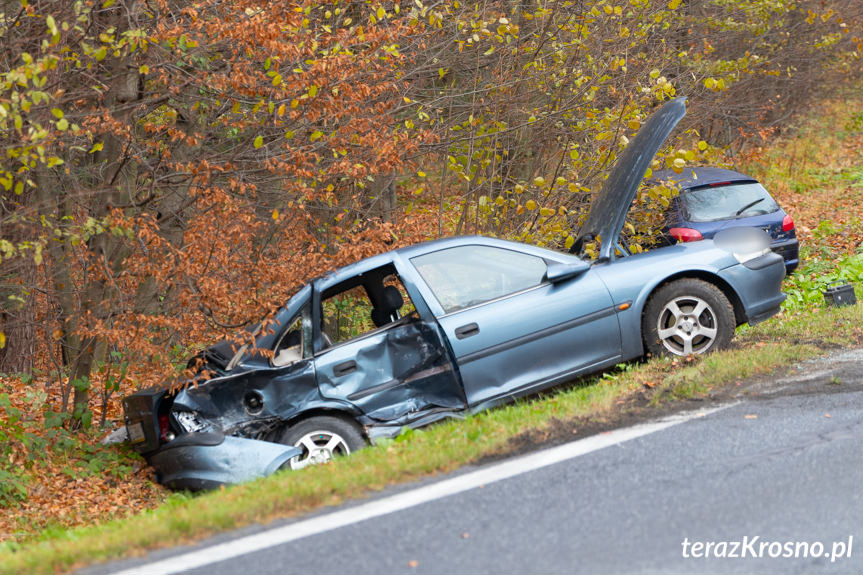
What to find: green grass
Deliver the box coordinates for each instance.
[3,299,863,575]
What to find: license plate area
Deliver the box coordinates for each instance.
[127,421,146,444]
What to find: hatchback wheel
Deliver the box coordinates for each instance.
[280,416,365,470]
[642,279,734,357]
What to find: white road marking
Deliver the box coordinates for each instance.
[107,405,732,575]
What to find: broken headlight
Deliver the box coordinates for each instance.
[174,410,210,433]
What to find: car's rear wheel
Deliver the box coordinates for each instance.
[279,416,365,470]
[642,279,734,357]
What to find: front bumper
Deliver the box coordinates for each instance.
[145,430,301,490]
[721,250,787,325]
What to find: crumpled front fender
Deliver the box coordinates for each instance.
[147,431,301,490]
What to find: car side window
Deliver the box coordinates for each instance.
[272,310,308,367]
[320,272,418,347]
[322,285,377,345]
[411,245,547,314]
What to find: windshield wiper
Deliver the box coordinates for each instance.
[735,197,765,216]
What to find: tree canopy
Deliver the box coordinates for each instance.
[0,0,859,427]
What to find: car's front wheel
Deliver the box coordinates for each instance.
[642,279,734,357]
[279,416,365,470]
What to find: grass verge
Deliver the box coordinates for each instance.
[2,300,862,575]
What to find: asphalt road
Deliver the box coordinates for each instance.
[95,350,863,575]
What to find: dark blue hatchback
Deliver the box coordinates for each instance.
[653,167,799,274]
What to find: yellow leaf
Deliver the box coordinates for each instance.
[525,200,537,210]
[0,331,6,349]
[277,103,286,116]
[697,140,708,151]
[272,209,279,220]
[254,135,263,148]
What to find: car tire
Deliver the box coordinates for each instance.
[642,278,734,357]
[279,416,365,470]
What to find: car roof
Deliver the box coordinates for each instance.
[651,167,757,190]
[313,235,576,292]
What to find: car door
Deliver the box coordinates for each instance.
[312,266,466,424]
[410,244,623,406]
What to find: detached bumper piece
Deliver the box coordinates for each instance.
[147,431,301,490]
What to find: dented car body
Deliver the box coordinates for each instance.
[123,98,787,488]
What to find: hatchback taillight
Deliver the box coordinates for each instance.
[782,214,795,232]
[669,227,703,242]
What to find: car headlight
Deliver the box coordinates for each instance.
[732,247,772,265]
[174,410,210,433]
[714,227,771,264]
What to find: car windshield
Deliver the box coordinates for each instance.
[679,182,779,222]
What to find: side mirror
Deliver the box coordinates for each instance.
[545,261,590,284]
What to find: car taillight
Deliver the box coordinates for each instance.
[782,214,795,232]
[158,414,171,442]
[669,227,703,242]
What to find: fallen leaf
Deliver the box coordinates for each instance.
[408,560,419,568]
[744,414,758,419]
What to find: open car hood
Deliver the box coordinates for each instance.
[571,97,687,261]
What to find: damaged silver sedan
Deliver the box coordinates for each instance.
[122,98,787,489]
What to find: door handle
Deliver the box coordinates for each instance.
[454,323,480,340]
[333,360,358,377]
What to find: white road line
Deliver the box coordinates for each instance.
[107,404,731,575]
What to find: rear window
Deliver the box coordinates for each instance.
[679,182,779,223]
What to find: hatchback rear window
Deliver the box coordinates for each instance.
[679,182,779,222]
